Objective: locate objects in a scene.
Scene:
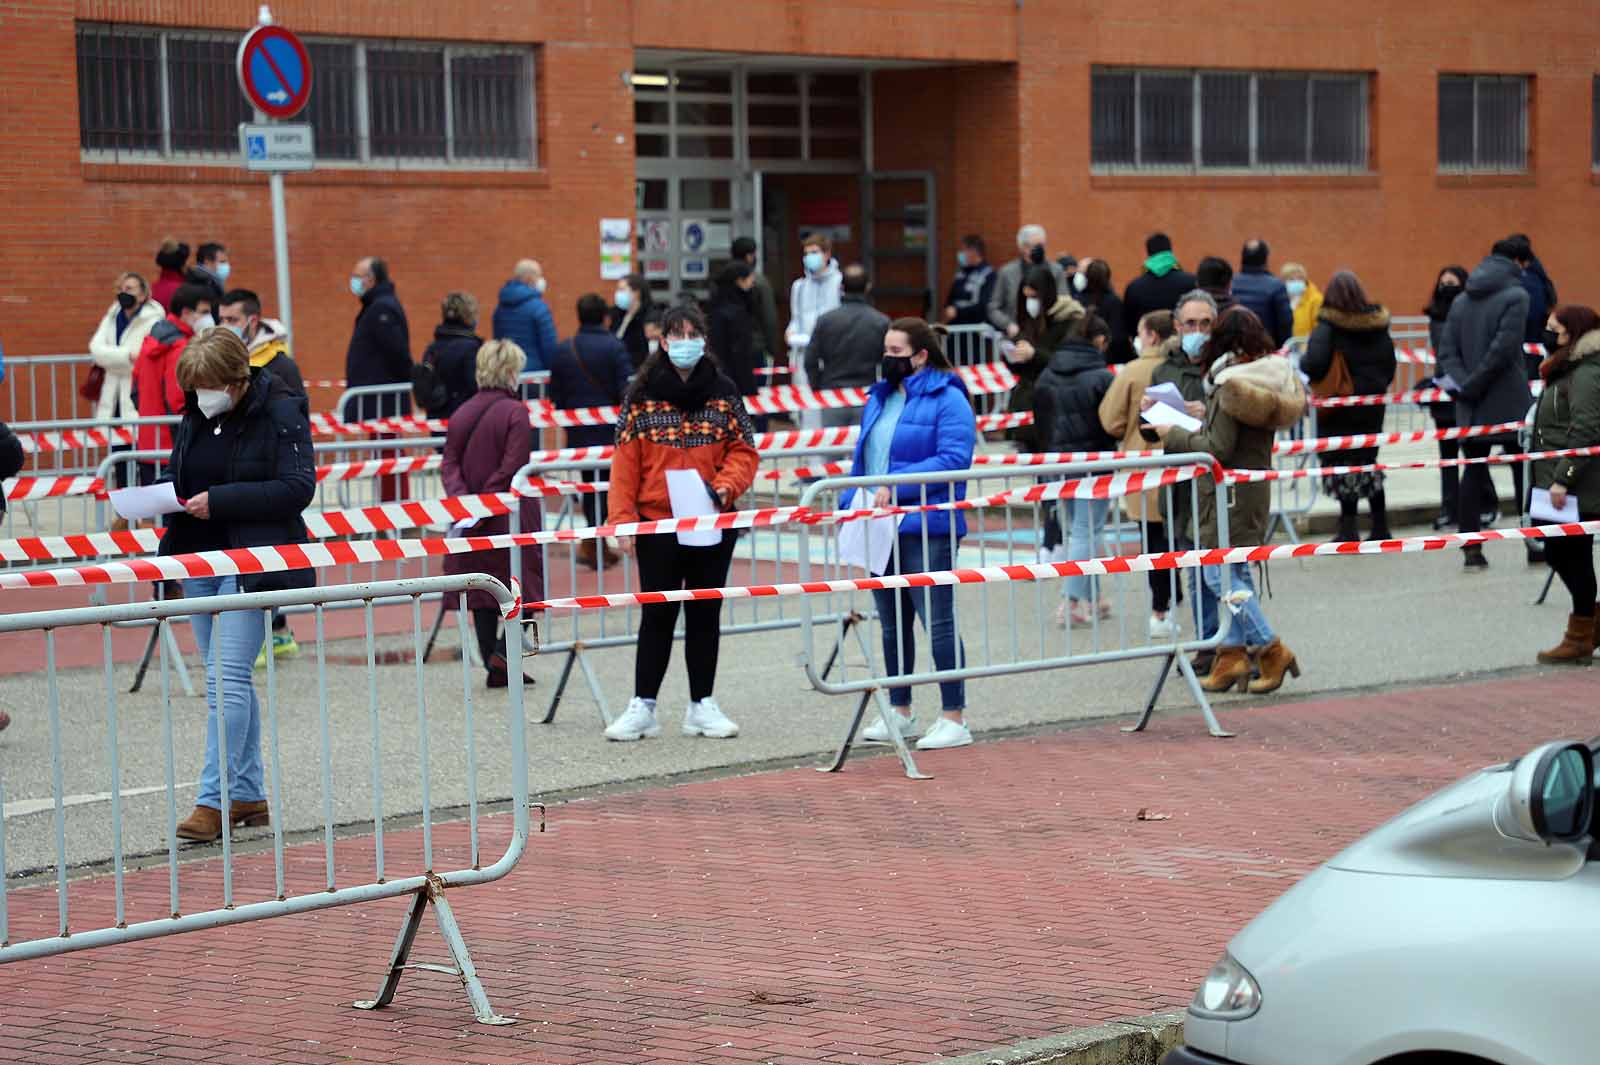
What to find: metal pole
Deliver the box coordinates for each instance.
[270,171,293,337]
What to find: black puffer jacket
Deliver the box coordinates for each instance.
[1033,339,1116,455]
[160,367,316,592]
[1303,304,1397,446]
[420,322,482,419]
[0,419,22,519]
[1437,255,1533,427]
[344,280,413,421]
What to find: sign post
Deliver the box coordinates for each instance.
[236,6,312,338]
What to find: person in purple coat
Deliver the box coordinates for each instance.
[442,339,544,688]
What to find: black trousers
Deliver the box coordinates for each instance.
[634,530,737,702]
[1457,435,1524,534]
[579,470,606,528]
[1545,512,1599,616]
[472,608,507,675]
[1145,519,1176,614]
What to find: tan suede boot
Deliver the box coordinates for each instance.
[1200,647,1251,693]
[1247,638,1302,695]
[1538,614,1596,665]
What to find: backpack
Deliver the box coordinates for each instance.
[411,351,448,416]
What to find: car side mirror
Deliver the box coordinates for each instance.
[1494,741,1594,845]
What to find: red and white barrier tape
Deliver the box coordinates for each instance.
[1312,381,1545,408]
[1221,445,1600,484]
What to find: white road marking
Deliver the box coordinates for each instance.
[3,782,196,819]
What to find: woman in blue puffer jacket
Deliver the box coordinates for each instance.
[848,318,978,750]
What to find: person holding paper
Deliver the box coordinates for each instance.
[1529,305,1600,663]
[603,305,760,742]
[1421,266,1472,530]
[850,319,978,751]
[1099,309,1183,638]
[156,329,314,843]
[1155,307,1305,697]
[442,339,545,689]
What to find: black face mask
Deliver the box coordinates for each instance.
[880,355,913,386]
[116,291,138,312]
[1543,328,1562,352]
[1028,245,1046,265]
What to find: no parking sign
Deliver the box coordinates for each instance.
[236,24,312,119]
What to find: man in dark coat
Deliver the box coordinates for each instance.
[345,255,413,502]
[1437,240,1535,568]
[1507,233,1558,374]
[185,241,230,302]
[1122,233,1198,344]
[1232,239,1293,348]
[942,235,998,327]
[731,237,781,369]
[549,293,634,564]
[806,264,890,427]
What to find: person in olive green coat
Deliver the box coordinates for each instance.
[1530,306,1600,663]
[1157,306,1306,696]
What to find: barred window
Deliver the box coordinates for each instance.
[1438,75,1528,172]
[75,23,535,168]
[1091,68,1370,173]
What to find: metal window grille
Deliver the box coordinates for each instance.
[1438,74,1528,172]
[1091,67,1369,173]
[74,23,535,168]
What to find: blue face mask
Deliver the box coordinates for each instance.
[803,251,825,275]
[615,288,633,311]
[215,262,231,284]
[350,276,366,298]
[1181,331,1209,361]
[1285,279,1307,300]
[667,337,705,369]
[956,250,968,268]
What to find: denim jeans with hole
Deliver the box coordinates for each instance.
[1189,563,1275,647]
[1060,498,1111,602]
[871,532,967,712]
[185,576,267,810]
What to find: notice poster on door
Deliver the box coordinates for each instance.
[600,218,633,280]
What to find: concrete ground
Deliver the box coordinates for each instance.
[0,511,1568,876]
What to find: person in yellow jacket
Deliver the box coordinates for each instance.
[1281,262,1323,340]
[1097,309,1183,640]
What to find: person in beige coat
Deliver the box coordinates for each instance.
[1098,309,1181,639]
[88,271,165,422]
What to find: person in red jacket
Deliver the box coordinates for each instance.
[135,284,214,471]
[151,236,190,313]
[604,304,760,742]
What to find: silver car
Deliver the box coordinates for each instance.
[1164,739,1597,1065]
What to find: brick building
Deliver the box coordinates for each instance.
[4,0,1596,393]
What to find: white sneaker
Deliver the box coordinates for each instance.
[682,697,739,738]
[604,697,661,741]
[861,710,918,744]
[915,717,973,750]
[1148,613,1180,640]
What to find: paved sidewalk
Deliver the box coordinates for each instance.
[4,671,1597,1064]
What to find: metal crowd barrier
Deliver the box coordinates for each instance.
[508,442,867,725]
[0,353,97,426]
[794,453,1236,778]
[0,574,533,1024]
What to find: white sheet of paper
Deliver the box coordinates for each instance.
[108,482,184,520]
[665,468,721,546]
[451,517,481,534]
[1436,373,1461,393]
[1530,487,1580,525]
[836,488,898,575]
[1143,382,1187,413]
[1140,403,1202,433]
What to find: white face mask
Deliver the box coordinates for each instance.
[195,387,234,419]
[1132,335,1144,356]
[535,278,548,294]
[1024,297,1042,319]
[1072,272,1088,293]
[191,313,216,333]
[647,338,660,356]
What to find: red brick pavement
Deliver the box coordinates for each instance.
[4,671,1597,1064]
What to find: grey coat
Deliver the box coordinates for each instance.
[1437,255,1533,427]
[986,257,1067,333]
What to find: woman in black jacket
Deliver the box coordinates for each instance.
[418,291,483,419]
[1075,259,1132,364]
[160,329,315,843]
[1422,265,1473,529]
[708,262,759,398]
[608,273,657,371]
[1303,271,1398,541]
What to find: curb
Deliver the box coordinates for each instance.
[930,1010,1185,1065]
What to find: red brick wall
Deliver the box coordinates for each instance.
[6,0,1600,416]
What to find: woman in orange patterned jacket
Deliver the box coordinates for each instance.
[604,305,761,742]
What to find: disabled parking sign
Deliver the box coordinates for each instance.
[236,24,313,120]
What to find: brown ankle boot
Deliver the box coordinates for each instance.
[1538,614,1596,665]
[1247,638,1302,694]
[575,540,599,569]
[1200,647,1251,692]
[229,799,271,828]
[176,805,223,842]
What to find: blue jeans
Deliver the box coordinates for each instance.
[185,576,267,810]
[1060,498,1111,602]
[1190,563,1275,647]
[871,532,967,712]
